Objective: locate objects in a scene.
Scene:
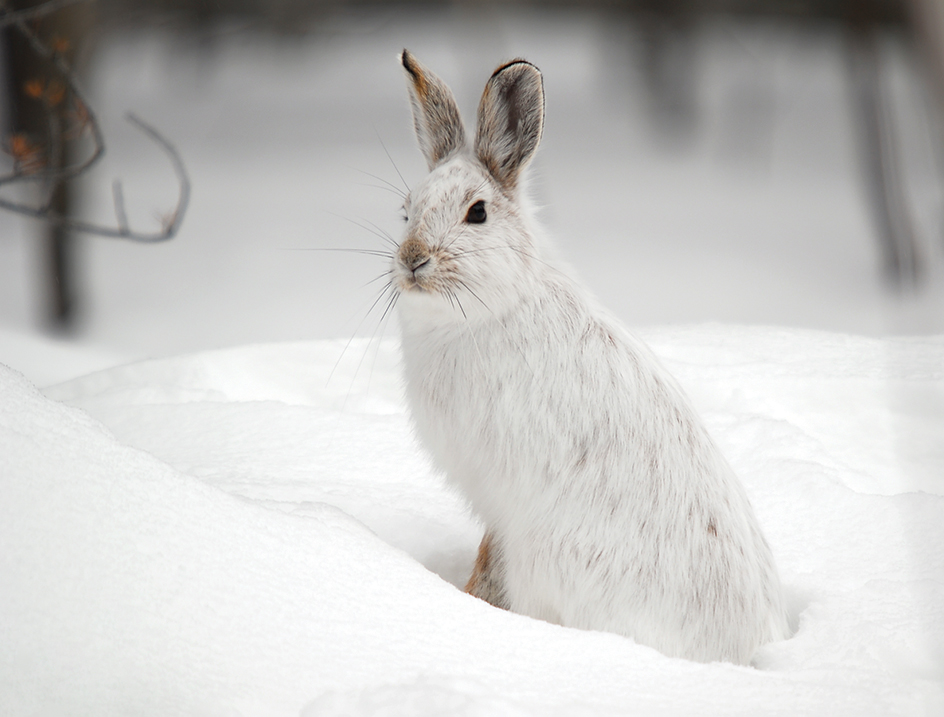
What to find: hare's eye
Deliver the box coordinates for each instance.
[465,200,487,224]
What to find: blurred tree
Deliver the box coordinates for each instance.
[845,0,923,288]
[3,0,94,328]
[1,0,189,331]
[2,0,937,335]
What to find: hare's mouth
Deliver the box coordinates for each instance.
[396,251,445,294]
[396,268,437,294]
[398,276,427,292]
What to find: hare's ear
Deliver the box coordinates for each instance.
[475,59,544,191]
[400,50,466,170]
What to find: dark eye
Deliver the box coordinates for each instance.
[465,200,487,224]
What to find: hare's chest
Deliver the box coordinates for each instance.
[402,334,503,442]
[401,330,542,498]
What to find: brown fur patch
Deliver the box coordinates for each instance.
[400,50,427,98]
[400,50,466,168]
[465,531,509,609]
[465,532,494,594]
[398,236,429,271]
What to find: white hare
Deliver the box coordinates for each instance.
[392,50,789,664]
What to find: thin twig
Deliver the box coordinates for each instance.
[374,128,410,194]
[0,113,190,241]
[0,0,189,241]
[123,112,190,240]
[0,2,105,189]
[0,0,85,30]
[112,179,128,234]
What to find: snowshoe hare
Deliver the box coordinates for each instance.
[393,50,789,664]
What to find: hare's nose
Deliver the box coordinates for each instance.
[399,237,431,273]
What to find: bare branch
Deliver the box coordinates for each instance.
[0,0,86,30]
[111,179,128,234]
[0,114,190,242]
[124,113,191,240]
[0,0,104,191]
[0,0,190,242]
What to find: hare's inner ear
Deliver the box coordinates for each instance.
[400,50,466,170]
[474,59,544,192]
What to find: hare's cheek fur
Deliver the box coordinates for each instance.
[395,50,789,665]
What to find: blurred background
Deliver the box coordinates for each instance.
[2,0,944,384]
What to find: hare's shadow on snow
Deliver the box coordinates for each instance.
[752,584,811,669]
[782,586,809,639]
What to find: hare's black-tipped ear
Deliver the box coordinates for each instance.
[475,59,544,191]
[400,50,466,170]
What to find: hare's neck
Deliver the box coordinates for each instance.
[398,275,597,518]
[398,270,575,357]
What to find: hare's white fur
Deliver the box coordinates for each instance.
[393,51,789,665]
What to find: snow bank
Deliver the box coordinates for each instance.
[2,326,942,715]
[0,327,131,387]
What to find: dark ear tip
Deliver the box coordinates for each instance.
[490,58,541,80]
[400,49,418,77]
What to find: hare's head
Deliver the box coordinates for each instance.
[394,50,545,328]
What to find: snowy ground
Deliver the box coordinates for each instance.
[1,8,943,716]
[2,326,943,716]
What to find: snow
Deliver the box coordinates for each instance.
[2,326,943,716]
[0,328,131,387]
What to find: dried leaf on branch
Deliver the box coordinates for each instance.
[0,0,190,242]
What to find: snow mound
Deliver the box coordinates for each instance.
[2,326,943,716]
[0,327,131,386]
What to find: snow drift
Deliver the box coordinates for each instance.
[1,326,942,715]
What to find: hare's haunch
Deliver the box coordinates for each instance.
[393,49,788,665]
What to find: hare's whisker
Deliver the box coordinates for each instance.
[348,165,407,199]
[452,244,569,281]
[353,181,408,200]
[362,217,399,249]
[326,281,393,390]
[341,283,398,411]
[285,247,392,259]
[456,293,489,377]
[452,290,467,320]
[363,270,394,289]
[375,129,411,194]
[455,277,536,378]
[453,278,489,315]
[358,290,399,410]
[377,289,399,326]
[324,210,399,251]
